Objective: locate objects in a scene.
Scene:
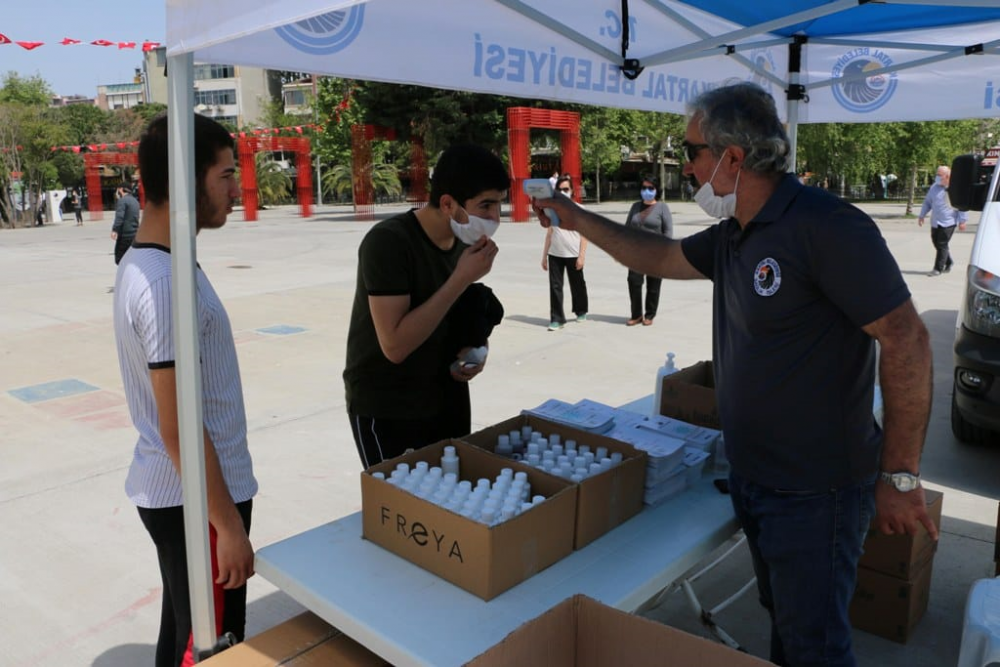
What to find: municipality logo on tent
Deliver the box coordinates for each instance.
[275,7,365,55]
[831,48,897,113]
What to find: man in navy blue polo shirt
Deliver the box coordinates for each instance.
[531,82,935,667]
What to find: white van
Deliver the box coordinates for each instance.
[949,148,1000,443]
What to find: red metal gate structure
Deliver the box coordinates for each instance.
[84,151,140,221]
[507,107,581,222]
[350,124,429,221]
[237,136,313,222]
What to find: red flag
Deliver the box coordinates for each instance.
[130,141,139,147]
[295,126,303,134]
[0,34,11,45]
[91,39,114,47]
[16,41,44,50]
[100,144,107,150]
[116,142,126,149]
[51,146,58,152]
[72,146,81,154]
[141,41,160,52]
[118,42,136,50]
[60,38,82,46]
[88,145,97,152]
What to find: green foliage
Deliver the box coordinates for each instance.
[0,72,52,106]
[321,161,401,203]
[254,152,293,206]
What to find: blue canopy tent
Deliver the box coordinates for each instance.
[164,0,1000,658]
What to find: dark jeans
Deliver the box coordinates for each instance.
[729,472,875,667]
[627,270,661,320]
[114,234,135,265]
[930,225,955,272]
[548,255,588,324]
[348,381,470,468]
[137,500,253,667]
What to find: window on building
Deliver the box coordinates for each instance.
[194,64,235,80]
[284,89,307,107]
[195,89,237,106]
[214,116,238,128]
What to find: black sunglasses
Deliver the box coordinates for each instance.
[682,140,710,163]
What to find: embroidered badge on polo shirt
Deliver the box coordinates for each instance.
[753,258,781,296]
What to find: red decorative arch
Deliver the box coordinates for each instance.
[237,136,313,222]
[507,107,581,222]
[350,124,428,221]
[83,151,141,221]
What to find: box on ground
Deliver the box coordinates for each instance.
[462,414,646,549]
[850,558,933,644]
[361,439,577,600]
[658,361,721,429]
[858,489,943,579]
[200,611,388,666]
[466,594,771,666]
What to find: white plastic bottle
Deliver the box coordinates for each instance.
[651,352,677,417]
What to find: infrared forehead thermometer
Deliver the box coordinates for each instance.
[522,179,560,227]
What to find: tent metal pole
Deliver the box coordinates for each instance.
[786,37,807,175]
[167,51,218,662]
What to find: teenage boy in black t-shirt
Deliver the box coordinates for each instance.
[344,144,509,468]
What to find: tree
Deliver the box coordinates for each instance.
[253,152,293,207]
[0,72,52,107]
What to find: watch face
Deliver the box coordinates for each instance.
[893,473,918,492]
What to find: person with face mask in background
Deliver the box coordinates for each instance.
[344,144,509,467]
[624,176,672,326]
[918,165,967,276]
[529,82,936,667]
[541,175,589,331]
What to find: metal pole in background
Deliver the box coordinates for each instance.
[312,75,322,206]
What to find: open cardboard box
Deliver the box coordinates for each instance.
[462,414,646,549]
[361,439,577,600]
[858,489,943,579]
[200,612,389,666]
[466,594,771,666]
[658,361,721,429]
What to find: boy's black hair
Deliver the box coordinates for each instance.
[139,113,235,206]
[428,144,509,208]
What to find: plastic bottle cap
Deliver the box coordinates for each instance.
[444,445,456,457]
[565,439,576,449]
[514,471,528,482]
[532,495,546,504]
[415,461,429,472]
[396,463,410,474]
[372,472,385,480]
[550,434,561,446]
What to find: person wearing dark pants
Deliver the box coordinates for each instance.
[624,176,672,326]
[344,144,509,468]
[112,184,141,265]
[919,165,966,276]
[542,175,588,331]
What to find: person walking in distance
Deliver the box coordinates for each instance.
[541,175,588,331]
[919,165,967,276]
[111,183,141,264]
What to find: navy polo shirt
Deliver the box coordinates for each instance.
[682,174,910,490]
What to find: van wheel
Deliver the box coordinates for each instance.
[951,391,992,444]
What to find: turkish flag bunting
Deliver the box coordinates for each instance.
[142,41,160,52]
[17,42,44,50]
[0,34,11,45]
[61,38,82,45]
[295,126,303,134]
[88,145,97,152]
[72,146,81,153]
[91,39,114,47]
[117,142,126,149]
[118,42,136,49]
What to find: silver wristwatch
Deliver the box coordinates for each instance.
[879,470,921,492]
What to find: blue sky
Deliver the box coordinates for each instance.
[1,0,165,97]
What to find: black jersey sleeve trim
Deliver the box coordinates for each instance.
[148,361,176,369]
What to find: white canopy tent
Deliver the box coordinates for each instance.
[164,0,1000,657]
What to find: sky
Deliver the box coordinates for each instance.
[1,0,166,97]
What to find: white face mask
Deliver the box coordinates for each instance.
[694,150,740,219]
[450,212,499,245]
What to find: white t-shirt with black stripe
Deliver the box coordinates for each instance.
[114,243,257,508]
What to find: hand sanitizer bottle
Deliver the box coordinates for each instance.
[652,352,677,417]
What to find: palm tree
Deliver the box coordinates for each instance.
[322,162,402,203]
[254,152,292,207]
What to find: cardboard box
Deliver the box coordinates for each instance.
[658,361,721,429]
[466,594,771,666]
[850,558,933,644]
[200,611,389,666]
[462,414,647,549]
[361,440,577,600]
[858,489,943,579]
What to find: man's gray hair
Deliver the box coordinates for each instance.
[687,82,790,174]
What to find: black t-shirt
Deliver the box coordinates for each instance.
[681,174,910,489]
[343,210,465,419]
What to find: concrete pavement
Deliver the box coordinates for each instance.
[0,199,996,666]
